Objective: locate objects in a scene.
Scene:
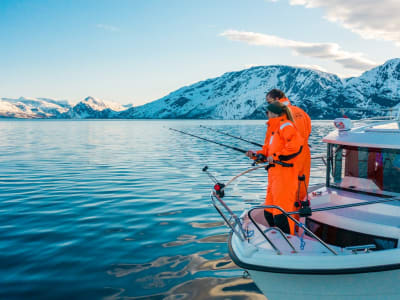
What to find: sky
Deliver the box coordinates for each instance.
[0,0,399,106]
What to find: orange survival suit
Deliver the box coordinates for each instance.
[256,115,303,234]
[279,98,311,204]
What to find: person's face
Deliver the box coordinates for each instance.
[266,96,277,104]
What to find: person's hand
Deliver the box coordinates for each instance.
[245,150,255,158]
[267,156,274,164]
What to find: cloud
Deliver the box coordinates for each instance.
[289,0,400,46]
[220,29,378,71]
[96,24,120,32]
[244,64,263,69]
[295,64,328,73]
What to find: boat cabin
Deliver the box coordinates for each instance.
[306,119,400,250]
[325,120,400,195]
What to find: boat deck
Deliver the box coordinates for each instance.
[308,187,400,240]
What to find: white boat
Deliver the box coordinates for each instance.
[209,111,400,300]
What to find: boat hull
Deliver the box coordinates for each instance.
[249,268,400,300]
[228,231,400,300]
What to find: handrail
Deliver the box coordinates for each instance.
[208,163,339,255]
[210,191,247,241]
[251,205,338,255]
[247,210,297,254]
[212,190,338,255]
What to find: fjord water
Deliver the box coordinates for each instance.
[0,120,333,299]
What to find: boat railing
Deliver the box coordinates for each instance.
[211,190,338,255]
[210,191,247,241]
[247,207,297,255]
[248,205,338,255]
[209,162,399,256]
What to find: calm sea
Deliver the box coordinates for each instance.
[0,119,333,299]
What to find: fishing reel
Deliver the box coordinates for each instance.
[295,174,312,217]
[213,182,225,198]
[252,153,267,166]
[297,200,312,217]
[202,165,225,198]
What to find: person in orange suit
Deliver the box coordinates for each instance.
[246,102,303,234]
[266,89,312,206]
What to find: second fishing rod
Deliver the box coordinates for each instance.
[200,125,263,147]
[200,125,326,165]
[169,127,293,167]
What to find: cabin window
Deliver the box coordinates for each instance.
[329,144,400,194]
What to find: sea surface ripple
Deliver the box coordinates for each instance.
[0,120,333,299]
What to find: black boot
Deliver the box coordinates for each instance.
[274,214,290,234]
[264,210,275,227]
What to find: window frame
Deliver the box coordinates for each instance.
[326,143,400,197]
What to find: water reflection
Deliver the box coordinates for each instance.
[0,120,333,300]
[190,221,225,228]
[106,277,264,300]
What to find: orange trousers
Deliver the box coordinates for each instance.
[289,145,310,232]
[264,165,299,234]
[297,145,311,203]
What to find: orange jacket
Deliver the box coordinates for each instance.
[256,115,303,164]
[279,97,311,203]
[278,98,311,141]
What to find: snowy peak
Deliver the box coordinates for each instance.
[344,58,400,109]
[0,97,70,118]
[1,58,400,119]
[0,96,127,119]
[128,59,400,119]
[129,65,344,119]
[63,96,128,118]
[81,96,126,112]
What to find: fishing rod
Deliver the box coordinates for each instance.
[200,125,327,165]
[170,127,295,198]
[169,127,292,167]
[169,127,247,154]
[200,125,263,147]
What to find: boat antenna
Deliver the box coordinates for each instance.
[200,125,263,147]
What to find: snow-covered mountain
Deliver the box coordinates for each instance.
[61,96,128,119]
[1,58,400,119]
[0,97,70,118]
[128,58,400,119]
[0,96,128,119]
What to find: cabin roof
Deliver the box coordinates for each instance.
[323,120,400,149]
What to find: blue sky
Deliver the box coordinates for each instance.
[1,0,399,106]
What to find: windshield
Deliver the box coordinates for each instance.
[329,144,400,195]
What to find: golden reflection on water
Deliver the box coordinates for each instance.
[165,277,265,300]
[109,249,221,279]
[157,210,183,216]
[162,233,228,248]
[106,277,265,300]
[190,221,225,228]
[107,222,265,298]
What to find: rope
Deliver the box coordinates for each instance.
[296,222,306,250]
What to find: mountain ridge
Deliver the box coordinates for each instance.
[1,58,400,119]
